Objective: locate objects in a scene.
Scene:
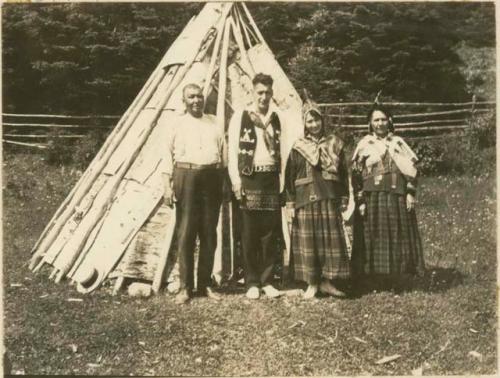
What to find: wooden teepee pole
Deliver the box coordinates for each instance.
[151,210,177,293]
[56,69,188,280]
[230,18,255,77]
[211,16,232,284]
[31,60,169,259]
[202,13,226,103]
[216,17,231,132]
[240,2,271,50]
[30,68,170,270]
[233,6,253,48]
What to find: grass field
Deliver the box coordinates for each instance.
[3,151,497,376]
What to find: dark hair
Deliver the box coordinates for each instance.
[252,73,273,87]
[367,104,394,133]
[182,83,202,97]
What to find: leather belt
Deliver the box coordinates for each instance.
[253,164,279,172]
[175,162,220,170]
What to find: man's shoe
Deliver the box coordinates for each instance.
[174,289,190,304]
[319,280,346,297]
[262,284,282,298]
[303,284,319,299]
[204,286,222,301]
[246,286,260,299]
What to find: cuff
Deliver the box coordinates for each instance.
[232,183,241,193]
[406,181,417,196]
[341,196,349,208]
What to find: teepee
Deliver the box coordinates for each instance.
[29,2,303,294]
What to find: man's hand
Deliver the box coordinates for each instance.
[406,193,416,212]
[163,187,175,208]
[234,186,244,201]
[359,203,366,217]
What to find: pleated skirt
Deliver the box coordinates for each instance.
[351,191,425,276]
[291,199,350,284]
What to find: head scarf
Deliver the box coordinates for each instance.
[293,100,341,173]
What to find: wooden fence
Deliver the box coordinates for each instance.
[2,113,119,150]
[319,97,495,140]
[2,97,495,150]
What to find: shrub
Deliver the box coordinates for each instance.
[43,127,109,169]
[410,139,446,175]
[44,129,74,166]
[72,128,109,169]
[408,111,495,176]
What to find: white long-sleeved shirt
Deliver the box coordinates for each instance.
[164,113,224,176]
[227,105,281,191]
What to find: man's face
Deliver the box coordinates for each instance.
[253,83,273,114]
[183,86,204,118]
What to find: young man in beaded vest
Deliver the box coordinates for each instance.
[228,73,284,299]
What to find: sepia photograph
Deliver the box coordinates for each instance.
[2,1,496,376]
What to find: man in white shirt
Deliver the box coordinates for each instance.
[228,73,283,299]
[163,83,224,304]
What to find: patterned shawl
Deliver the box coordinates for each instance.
[352,133,418,178]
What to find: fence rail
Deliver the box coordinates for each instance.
[2,97,495,150]
[320,96,494,135]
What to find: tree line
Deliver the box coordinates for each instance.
[2,2,495,115]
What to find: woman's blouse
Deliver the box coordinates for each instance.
[352,134,418,203]
[285,147,349,210]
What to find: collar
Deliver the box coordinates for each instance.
[305,133,326,144]
[373,132,394,142]
[248,103,277,124]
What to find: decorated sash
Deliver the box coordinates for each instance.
[238,110,281,176]
[352,133,418,178]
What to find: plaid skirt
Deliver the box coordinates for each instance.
[351,191,425,276]
[291,199,350,284]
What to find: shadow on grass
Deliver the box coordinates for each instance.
[159,266,466,299]
[414,266,466,292]
[349,266,466,297]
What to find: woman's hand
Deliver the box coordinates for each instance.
[406,193,416,211]
[358,203,366,217]
[286,207,295,223]
[340,197,349,213]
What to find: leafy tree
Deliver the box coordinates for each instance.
[286,3,485,102]
[2,3,201,114]
[2,2,495,115]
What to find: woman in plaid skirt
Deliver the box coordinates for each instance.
[351,105,425,289]
[284,100,350,299]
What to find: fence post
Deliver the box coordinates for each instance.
[338,99,344,129]
[466,94,477,164]
[469,94,476,130]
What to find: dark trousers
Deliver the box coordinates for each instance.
[173,167,223,291]
[241,209,280,287]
